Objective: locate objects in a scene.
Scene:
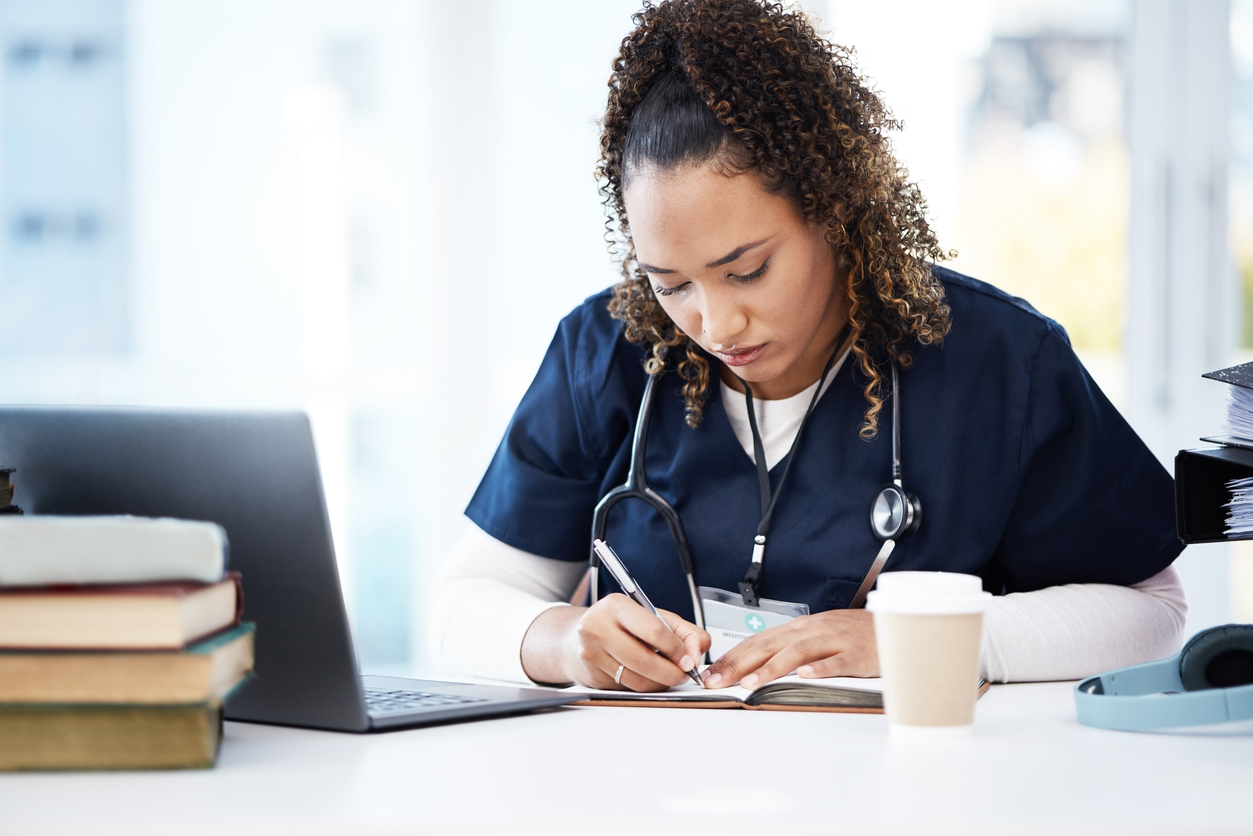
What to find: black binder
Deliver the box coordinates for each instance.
[1175,446,1253,544]
[1176,360,1253,544]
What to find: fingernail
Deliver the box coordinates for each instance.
[742,673,758,688]
[680,655,693,671]
[703,671,722,687]
[798,665,814,677]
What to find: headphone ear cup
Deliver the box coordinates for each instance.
[1178,623,1253,691]
[902,492,922,538]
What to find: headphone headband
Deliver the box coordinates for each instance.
[1074,624,1253,731]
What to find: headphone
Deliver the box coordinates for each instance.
[1074,623,1253,731]
[868,359,922,541]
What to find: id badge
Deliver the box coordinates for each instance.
[698,586,809,661]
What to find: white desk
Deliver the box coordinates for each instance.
[1,681,1250,835]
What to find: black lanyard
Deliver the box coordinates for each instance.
[737,326,850,606]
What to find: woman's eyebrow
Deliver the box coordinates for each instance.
[706,238,769,268]
[638,237,772,275]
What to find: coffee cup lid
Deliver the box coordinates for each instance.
[865,571,991,614]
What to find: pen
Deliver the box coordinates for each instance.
[592,538,704,688]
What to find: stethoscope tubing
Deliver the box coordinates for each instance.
[589,372,705,629]
[589,345,912,625]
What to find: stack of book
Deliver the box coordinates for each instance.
[0,514,254,771]
[0,466,22,514]
[1176,361,1253,543]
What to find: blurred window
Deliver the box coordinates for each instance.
[827,0,1131,404]
[0,0,128,355]
[1235,0,1253,347]
[952,13,1129,356]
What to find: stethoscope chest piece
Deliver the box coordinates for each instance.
[868,357,921,543]
[869,483,921,541]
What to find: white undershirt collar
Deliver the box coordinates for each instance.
[720,345,852,470]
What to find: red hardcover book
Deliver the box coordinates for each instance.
[0,572,243,650]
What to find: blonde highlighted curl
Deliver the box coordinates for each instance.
[598,0,952,437]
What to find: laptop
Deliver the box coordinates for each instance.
[0,406,579,731]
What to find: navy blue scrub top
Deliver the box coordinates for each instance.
[466,267,1184,622]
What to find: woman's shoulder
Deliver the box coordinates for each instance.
[547,288,650,443]
[556,287,626,345]
[554,287,649,381]
[929,264,1068,359]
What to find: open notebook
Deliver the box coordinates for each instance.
[573,674,992,714]
[573,674,888,713]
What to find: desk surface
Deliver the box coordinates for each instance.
[1,681,1250,836]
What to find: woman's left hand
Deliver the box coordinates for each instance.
[699,609,878,689]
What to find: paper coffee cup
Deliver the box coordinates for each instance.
[866,572,991,738]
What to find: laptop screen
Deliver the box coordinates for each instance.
[0,406,371,731]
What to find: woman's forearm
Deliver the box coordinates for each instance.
[980,565,1187,682]
[426,524,585,683]
[430,524,1189,686]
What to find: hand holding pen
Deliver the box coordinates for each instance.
[593,539,706,688]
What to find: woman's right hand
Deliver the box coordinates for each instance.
[521,594,710,691]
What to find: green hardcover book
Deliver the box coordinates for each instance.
[0,623,255,704]
[0,702,223,771]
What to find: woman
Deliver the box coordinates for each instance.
[428,0,1186,691]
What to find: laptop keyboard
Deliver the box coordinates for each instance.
[364,688,490,715]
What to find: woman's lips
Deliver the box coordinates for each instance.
[714,343,766,367]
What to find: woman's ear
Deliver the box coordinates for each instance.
[823,219,850,262]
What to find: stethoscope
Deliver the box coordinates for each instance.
[588,337,920,624]
[589,354,705,627]
[851,357,921,607]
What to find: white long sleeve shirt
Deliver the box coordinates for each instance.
[429,364,1188,685]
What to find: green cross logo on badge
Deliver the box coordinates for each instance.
[745,613,766,633]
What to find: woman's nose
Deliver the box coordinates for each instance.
[700,289,747,347]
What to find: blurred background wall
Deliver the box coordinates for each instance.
[0,0,1247,676]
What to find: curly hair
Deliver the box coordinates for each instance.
[598,0,952,437]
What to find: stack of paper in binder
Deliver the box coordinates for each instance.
[0,506,254,771]
[1176,361,1253,543]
